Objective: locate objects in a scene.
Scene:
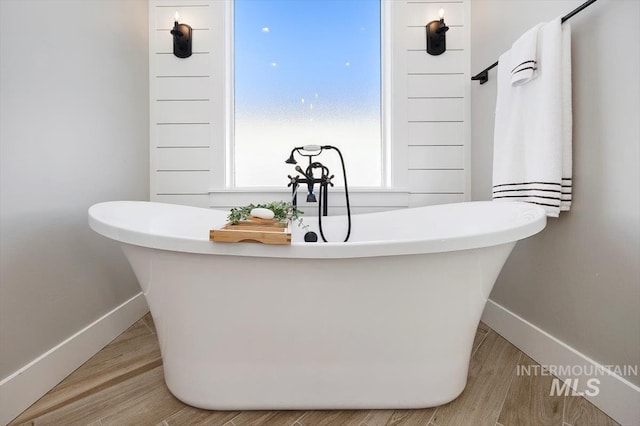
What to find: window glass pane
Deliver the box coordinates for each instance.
[234,0,381,187]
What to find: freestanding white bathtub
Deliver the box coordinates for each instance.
[88,200,546,410]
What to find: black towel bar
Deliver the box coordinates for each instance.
[471,0,598,84]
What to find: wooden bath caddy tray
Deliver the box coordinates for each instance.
[210,217,291,245]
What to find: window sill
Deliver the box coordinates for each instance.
[208,187,409,213]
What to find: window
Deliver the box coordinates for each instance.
[233,0,382,188]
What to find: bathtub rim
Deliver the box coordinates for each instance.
[88,200,546,259]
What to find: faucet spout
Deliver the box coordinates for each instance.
[285,149,298,164]
[295,165,317,203]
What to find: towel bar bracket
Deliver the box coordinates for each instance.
[471,69,489,85]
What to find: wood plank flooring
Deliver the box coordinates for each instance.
[10,313,619,426]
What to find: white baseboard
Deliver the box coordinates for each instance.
[482,299,640,426]
[0,292,148,426]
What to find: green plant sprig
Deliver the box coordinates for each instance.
[227,201,307,229]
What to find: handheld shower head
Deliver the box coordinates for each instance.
[301,145,322,153]
[285,145,324,165]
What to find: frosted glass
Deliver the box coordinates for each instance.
[234,0,381,188]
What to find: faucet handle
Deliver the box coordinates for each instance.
[325,174,335,187]
[287,175,299,187]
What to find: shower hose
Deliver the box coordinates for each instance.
[317,145,351,243]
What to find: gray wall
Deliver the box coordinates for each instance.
[471,0,639,385]
[0,0,149,379]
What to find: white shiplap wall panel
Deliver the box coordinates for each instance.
[156,147,212,170]
[156,76,211,100]
[404,2,465,26]
[154,5,212,30]
[156,100,211,123]
[150,0,223,202]
[408,74,464,97]
[156,171,211,194]
[149,0,470,208]
[401,0,469,206]
[154,54,210,77]
[407,98,464,122]
[408,170,465,193]
[408,146,464,169]
[407,122,464,145]
[156,124,210,147]
[407,50,466,74]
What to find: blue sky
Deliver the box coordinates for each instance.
[234,0,381,121]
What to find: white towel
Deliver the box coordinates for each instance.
[510,23,543,86]
[493,17,572,217]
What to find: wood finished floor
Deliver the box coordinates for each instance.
[11,313,619,426]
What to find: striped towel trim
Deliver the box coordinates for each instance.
[511,60,537,76]
[560,177,572,210]
[493,182,563,208]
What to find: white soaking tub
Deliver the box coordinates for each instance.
[88,200,546,410]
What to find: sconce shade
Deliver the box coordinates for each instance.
[171,22,192,58]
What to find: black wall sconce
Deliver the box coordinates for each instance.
[426,9,449,56]
[171,12,192,58]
